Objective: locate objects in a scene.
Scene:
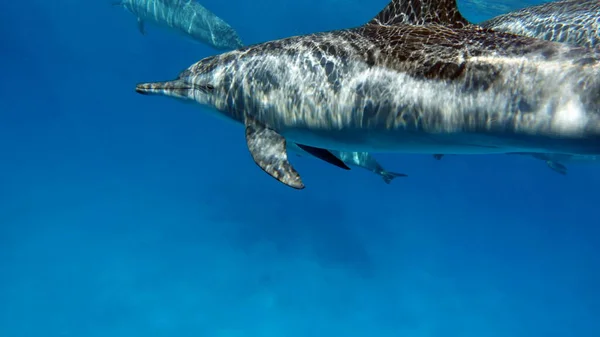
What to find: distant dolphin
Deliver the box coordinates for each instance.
[113,0,243,50]
[508,152,600,175]
[135,0,600,189]
[436,0,600,174]
[287,142,407,183]
[332,150,407,183]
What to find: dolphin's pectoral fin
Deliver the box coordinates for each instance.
[546,160,568,175]
[244,114,304,189]
[137,18,146,35]
[380,171,408,184]
[295,144,351,170]
[433,154,445,160]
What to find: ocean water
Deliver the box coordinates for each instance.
[0,0,599,336]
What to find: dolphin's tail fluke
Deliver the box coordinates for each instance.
[546,160,568,175]
[380,170,408,184]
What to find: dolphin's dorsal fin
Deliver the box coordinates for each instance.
[368,0,469,27]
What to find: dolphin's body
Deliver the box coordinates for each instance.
[482,0,600,174]
[332,0,600,180]
[481,0,600,50]
[136,0,600,189]
[114,0,243,50]
[331,150,407,183]
[509,152,600,175]
[286,142,407,184]
[434,0,600,174]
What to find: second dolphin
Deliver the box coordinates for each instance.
[114,0,243,50]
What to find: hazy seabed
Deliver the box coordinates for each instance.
[1,171,598,337]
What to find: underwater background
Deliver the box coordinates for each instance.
[1,0,599,336]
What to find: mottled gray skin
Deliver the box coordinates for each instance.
[136,0,600,187]
[117,0,243,50]
[480,0,600,173]
[137,25,600,151]
[318,0,600,177]
[482,0,600,50]
[287,142,407,183]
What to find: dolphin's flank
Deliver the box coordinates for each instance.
[135,0,600,189]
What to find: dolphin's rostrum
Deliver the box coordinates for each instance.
[136,0,600,189]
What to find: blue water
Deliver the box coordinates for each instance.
[1,0,599,336]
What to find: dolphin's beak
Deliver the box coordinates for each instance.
[135,80,193,99]
[135,82,159,95]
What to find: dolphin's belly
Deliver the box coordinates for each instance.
[282,127,600,155]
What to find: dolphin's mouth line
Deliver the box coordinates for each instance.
[135,84,163,95]
[134,82,214,95]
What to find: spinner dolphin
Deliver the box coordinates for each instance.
[481,0,600,50]
[136,0,600,189]
[484,0,600,174]
[508,152,600,175]
[436,0,600,174]
[114,0,243,50]
[287,143,407,184]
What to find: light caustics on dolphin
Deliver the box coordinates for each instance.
[484,0,600,175]
[437,0,600,175]
[135,0,600,189]
[114,0,401,182]
[113,0,243,50]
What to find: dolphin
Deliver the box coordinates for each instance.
[135,0,600,189]
[483,0,600,175]
[508,152,600,175]
[436,151,600,175]
[113,0,243,50]
[286,142,407,184]
[481,0,600,50]
[331,150,407,183]
[436,0,600,174]
[113,0,404,185]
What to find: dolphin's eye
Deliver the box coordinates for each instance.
[198,84,215,93]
